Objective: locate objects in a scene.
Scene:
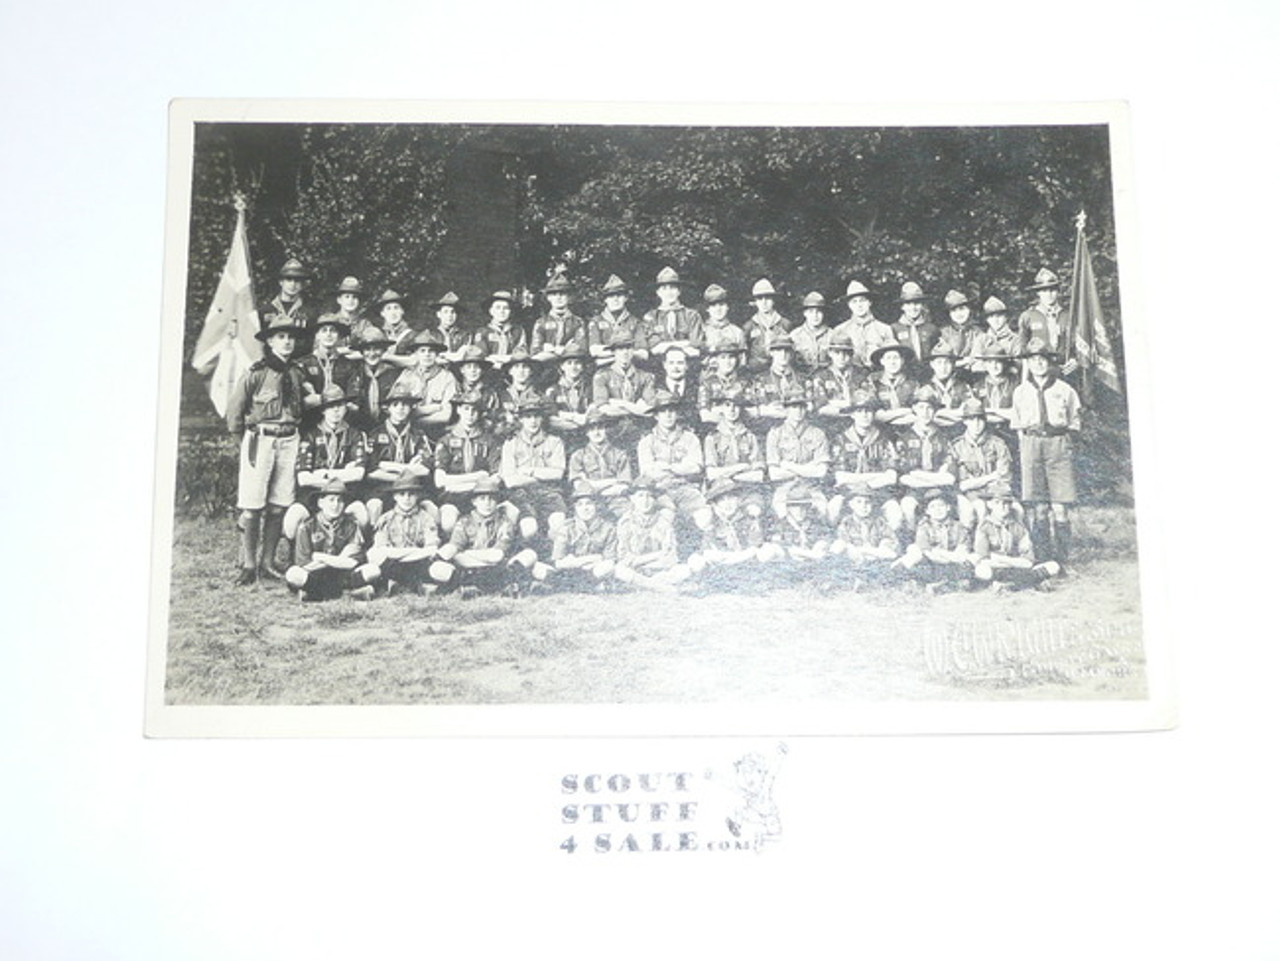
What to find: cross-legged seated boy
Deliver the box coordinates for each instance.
[359,472,449,596]
[285,479,375,601]
[971,484,1061,592]
[434,477,544,597]
[687,479,783,582]
[549,481,618,590]
[364,384,432,528]
[770,483,834,562]
[897,489,973,590]
[613,477,692,592]
[433,391,504,535]
[567,405,634,519]
[947,396,1014,530]
[284,383,370,547]
[500,400,568,542]
[829,481,900,586]
[896,386,957,531]
[829,388,904,532]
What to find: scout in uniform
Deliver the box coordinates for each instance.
[922,342,973,425]
[769,483,833,562]
[499,399,568,542]
[831,280,895,370]
[971,353,1019,424]
[937,289,981,374]
[431,291,473,362]
[828,480,900,585]
[475,290,529,369]
[450,344,502,426]
[297,313,356,418]
[227,312,309,585]
[865,343,919,425]
[971,484,1061,592]
[1018,268,1078,375]
[567,405,634,518]
[284,384,370,543]
[331,276,366,345]
[359,472,449,596]
[348,327,404,431]
[636,390,713,538]
[764,387,831,518]
[696,343,752,426]
[810,331,870,429]
[543,343,593,442]
[587,275,648,366]
[364,289,417,366]
[891,281,941,370]
[945,396,1014,529]
[432,391,505,534]
[971,296,1022,360]
[830,389,904,531]
[687,479,782,580]
[751,333,807,423]
[896,386,958,529]
[392,331,458,431]
[493,349,544,439]
[703,387,766,488]
[549,481,618,589]
[897,489,973,589]
[364,384,433,527]
[267,258,314,331]
[284,479,375,601]
[1009,337,1082,565]
[790,291,833,374]
[591,330,657,449]
[701,283,747,355]
[612,477,692,593]
[530,272,587,369]
[742,278,793,373]
[643,267,703,360]
[435,477,544,597]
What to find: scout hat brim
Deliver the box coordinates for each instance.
[255,320,306,342]
[313,314,352,336]
[388,473,426,495]
[482,292,516,310]
[869,343,911,366]
[315,390,354,410]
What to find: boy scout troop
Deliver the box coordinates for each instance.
[226,260,1089,598]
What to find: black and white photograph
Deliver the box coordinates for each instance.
[146,100,1168,735]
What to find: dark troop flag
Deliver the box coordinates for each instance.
[1067,212,1122,403]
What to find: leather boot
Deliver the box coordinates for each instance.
[235,511,260,585]
[1053,520,1073,566]
[259,507,287,580]
[1029,513,1052,565]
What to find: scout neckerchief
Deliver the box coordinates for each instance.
[364,363,382,421]
[488,323,513,354]
[261,349,298,416]
[312,348,337,390]
[993,519,1016,556]
[930,376,958,406]
[385,418,414,463]
[471,511,501,549]
[555,375,586,411]
[878,373,906,408]
[656,305,686,339]
[1039,302,1063,348]
[845,425,883,473]
[899,320,924,361]
[546,310,571,346]
[1030,373,1057,427]
[315,512,343,553]
[718,512,744,551]
[612,362,638,401]
[783,511,815,548]
[449,424,481,473]
[911,423,940,470]
[320,422,347,469]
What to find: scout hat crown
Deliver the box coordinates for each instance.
[654,266,683,287]
[313,312,351,336]
[1029,268,1060,291]
[986,482,1017,502]
[844,280,872,300]
[842,479,878,500]
[703,283,730,305]
[983,296,1008,315]
[780,385,810,407]
[844,388,880,412]
[922,487,953,506]
[412,330,446,351]
[705,478,741,502]
[750,278,781,300]
[929,342,959,360]
[452,344,487,366]
[541,272,573,295]
[911,385,941,408]
[514,398,547,417]
[385,384,420,406]
[503,348,537,368]
[255,312,306,341]
[316,384,352,410]
[377,289,405,307]
[388,472,426,495]
[432,291,463,310]
[767,331,795,351]
[802,291,828,310]
[785,483,816,506]
[710,385,752,407]
[629,475,661,493]
[601,274,630,296]
[471,476,502,496]
[899,281,926,303]
[557,343,590,362]
[607,329,636,348]
[828,331,856,353]
[707,340,745,356]
[278,257,311,279]
[959,397,987,419]
[1022,337,1060,362]
[650,389,683,412]
[869,342,912,367]
[483,289,516,309]
[452,389,484,407]
[570,479,601,501]
[314,478,349,500]
[584,404,609,427]
[943,289,970,309]
[335,276,363,296]
[356,327,392,350]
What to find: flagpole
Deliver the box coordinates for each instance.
[1071,210,1093,406]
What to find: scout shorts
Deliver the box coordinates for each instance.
[237,430,300,510]
[1019,433,1077,503]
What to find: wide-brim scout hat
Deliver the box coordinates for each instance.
[785,484,816,506]
[801,291,827,311]
[315,384,353,410]
[911,385,942,408]
[703,283,730,305]
[780,386,810,407]
[1028,268,1060,291]
[844,280,872,301]
[982,296,1008,315]
[411,330,446,352]
[377,289,405,308]
[557,343,590,362]
[601,274,630,297]
[943,289,970,309]
[922,487,954,506]
[841,388,880,413]
[628,475,661,494]
[706,341,745,357]
[899,281,926,303]
[705,478,741,502]
[650,389,684,412]
[451,344,487,367]
[471,476,503,497]
[929,342,959,361]
[388,472,426,495]
[541,273,573,295]
[584,404,609,427]
[278,258,311,279]
[335,276,363,297]
[654,266,684,288]
[974,352,1018,368]
[767,332,796,352]
[570,479,600,501]
[959,397,987,419]
[869,342,912,367]
[750,278,782,301]
[482,290,516,310]
[431,291,464,311]
[710,386,752,407]
[356,327,392,350]
[385,384,421,407]
[514,398,548,417]
[828,332,856,353]
[451,389,485,408]
[312,478,349,503]
[501,348,539,370]
[607,329,636,348]
[255,312,307,342]
[1021,337,1061,363]
[313,312,352,337]
[842,480,879,501]
[986,482,1017,502]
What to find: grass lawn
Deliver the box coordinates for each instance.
[163,504,1146,706]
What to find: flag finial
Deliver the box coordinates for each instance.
[232,192,248,213]
[1075,209,1087,232]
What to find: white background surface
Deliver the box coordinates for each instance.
[1,2,1276,958]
